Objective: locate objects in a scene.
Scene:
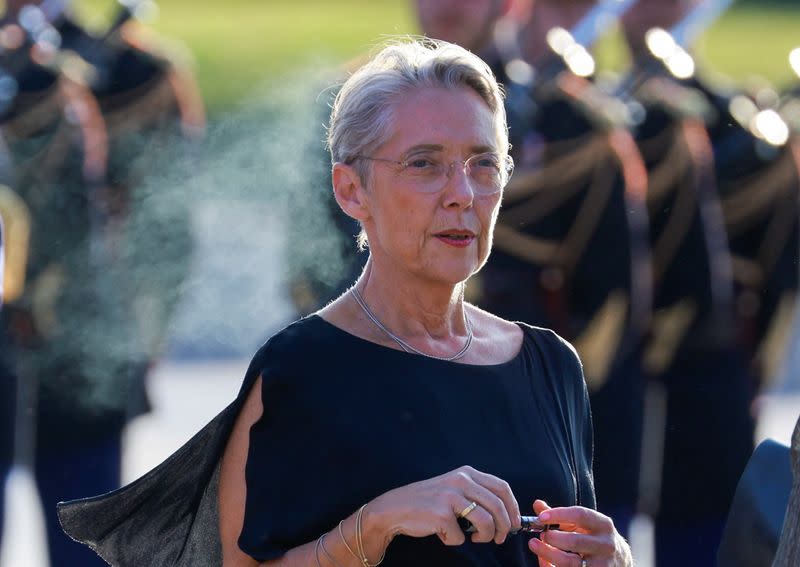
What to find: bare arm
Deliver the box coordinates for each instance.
[218,376,390,567]
[219,376,263,566]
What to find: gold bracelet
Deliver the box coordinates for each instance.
[355,504,386,567]
[355,505,367,566]
[319,533,346,567]
[338,520,361,562]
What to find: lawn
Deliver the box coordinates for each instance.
[73,1,800,112]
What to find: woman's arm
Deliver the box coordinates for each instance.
[219,376,264,566]
[218,377,525,566]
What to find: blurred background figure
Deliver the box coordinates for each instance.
[0,0,203,564]
[622,1,800,394]
[0,212,5,561]
[613,0,777,564]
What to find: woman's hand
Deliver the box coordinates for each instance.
[366,465,522,549]
[527,500,633,567]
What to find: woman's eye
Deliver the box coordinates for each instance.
[475,156,500,169]
[407,158,436,169]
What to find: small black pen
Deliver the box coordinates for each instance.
[458,515,560,534]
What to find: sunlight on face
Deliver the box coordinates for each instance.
[362,86,505,287]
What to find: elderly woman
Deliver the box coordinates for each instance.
[59,39,631,567]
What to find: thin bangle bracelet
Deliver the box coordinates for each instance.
[356,504,387,567]
[319,533,346,567]
[314,536,323,567]
[338,520,361,561]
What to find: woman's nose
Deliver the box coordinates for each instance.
[442,162,475,206]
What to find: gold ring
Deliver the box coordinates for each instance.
[458,501,478,518]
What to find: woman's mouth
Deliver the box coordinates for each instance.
[434,231,476,248]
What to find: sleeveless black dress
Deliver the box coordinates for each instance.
[58,316,595,566]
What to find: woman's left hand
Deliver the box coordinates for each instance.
[527,500,633,567]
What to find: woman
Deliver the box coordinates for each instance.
[59,38,631,567]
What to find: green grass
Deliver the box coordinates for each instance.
[73,1,800,113]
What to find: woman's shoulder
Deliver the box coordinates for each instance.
[515,323,586,400]
[518,322,581,365]
[244,316,336,379]
[469,304,579,363]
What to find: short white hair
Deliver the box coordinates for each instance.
[327,38,509,249]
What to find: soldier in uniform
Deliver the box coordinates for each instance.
[687,51,800,400]
[0,212,4,552]
[0,177,29,557]
[0,2,203,564]
[0,31,110,564]
[618,1,758,563]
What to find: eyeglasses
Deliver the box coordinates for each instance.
[350,151,514,195]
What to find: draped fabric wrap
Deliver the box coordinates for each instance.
[57,345,267,566]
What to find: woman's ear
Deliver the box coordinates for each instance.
[332,162,370,222]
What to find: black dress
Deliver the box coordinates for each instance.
[58,316,595,567]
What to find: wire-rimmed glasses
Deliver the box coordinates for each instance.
[350,151,514,195]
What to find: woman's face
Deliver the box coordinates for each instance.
[360,86,504,287]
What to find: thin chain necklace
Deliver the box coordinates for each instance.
[350,286,473,362]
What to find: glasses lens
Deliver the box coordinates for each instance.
[391,153,512,194]
[399,156,447,193]
[466,153,508,194]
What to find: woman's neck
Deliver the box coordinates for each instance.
[354,259,469,342]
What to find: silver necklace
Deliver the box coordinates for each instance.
[350,286,473,361]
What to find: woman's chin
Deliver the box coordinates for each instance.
[425,261,481,287]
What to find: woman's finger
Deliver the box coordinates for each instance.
[466,467,522,531]
[529,536,584,567]
[533,500,578,532]
[541,529,616,558]
[533,499,551,516]
[461,483,514,543]
[451,496,496,544]
[434,509,467,547]
[538,506,614,534]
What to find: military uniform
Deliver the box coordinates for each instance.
[690,77,800,393]
[0,8,203,565]
[0,215,7,546]
[623,60,756,566]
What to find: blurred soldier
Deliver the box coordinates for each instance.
[0,213,4,552]
[625,2,800,393]
[617,1,758,564]
[710,92,800,395]
[416,0,652,539]
[0,19,116,566]
[0,215,3,306]
[0,1,203,564]
[0,179,29,557]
